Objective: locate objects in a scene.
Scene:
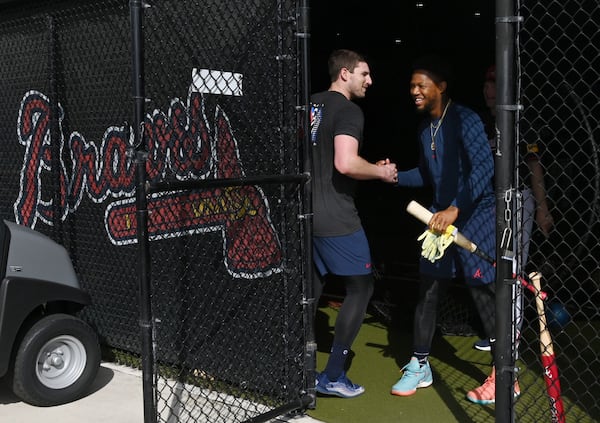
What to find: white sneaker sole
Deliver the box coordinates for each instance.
[391,379,433,396]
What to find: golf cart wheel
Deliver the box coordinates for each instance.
[12,313,101,406]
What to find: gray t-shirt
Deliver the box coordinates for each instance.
[310,90,364,237]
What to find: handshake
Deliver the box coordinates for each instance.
[418,225,457,262]
[375,158,398,183]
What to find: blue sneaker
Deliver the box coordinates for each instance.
[474,338,492,351]
[315,372,365,398]
[391,357,433,396]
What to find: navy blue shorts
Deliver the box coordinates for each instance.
[313,229,372,276]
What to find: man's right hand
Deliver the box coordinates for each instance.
[376,158,398,183]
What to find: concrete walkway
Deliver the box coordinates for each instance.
[0,362,322,423]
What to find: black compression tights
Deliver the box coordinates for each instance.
[314,271,374,348]
[334,274,375,347]
[413,276,452,352]
[412,277,497,358]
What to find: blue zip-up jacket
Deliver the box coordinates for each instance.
[397,102,495,284]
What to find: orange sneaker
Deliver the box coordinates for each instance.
[467,372,496,404]
[466,369,521,405]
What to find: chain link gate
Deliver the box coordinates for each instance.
[132,1,312,422]
[506,0,600,422]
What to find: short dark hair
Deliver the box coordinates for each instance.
[328,49,366,82]
[411,54,453,86]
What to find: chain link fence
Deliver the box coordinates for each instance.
[137,2,310,420]
[0,0,139,351]
[0,0,311,421]
[513,0,600,421]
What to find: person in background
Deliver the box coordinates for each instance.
[473,64,554,352]
[310,49,398,398]
[387,54,518,404]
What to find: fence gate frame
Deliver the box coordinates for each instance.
[130,1,315,422]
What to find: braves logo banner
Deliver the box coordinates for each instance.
[14,86,282,279]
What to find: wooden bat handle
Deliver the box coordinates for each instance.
[406,200,477,252]
[530,271,554,356]
[407,201,550,301]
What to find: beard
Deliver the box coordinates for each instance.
[415,100,433,115]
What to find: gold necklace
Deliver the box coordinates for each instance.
[430,99,452,151]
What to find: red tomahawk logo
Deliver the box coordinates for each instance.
[106,106,282,278]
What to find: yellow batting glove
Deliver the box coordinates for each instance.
[437,225,457,258]
[417,225,457,263]
[418,229,440,262]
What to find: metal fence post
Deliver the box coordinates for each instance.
[496,0,519,421]
[130,1,156,422]
[297,0,317,410]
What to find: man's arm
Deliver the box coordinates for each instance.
[528,158,554,237]
[334,134,397,182]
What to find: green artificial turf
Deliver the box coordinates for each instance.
[307,304,598,423]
